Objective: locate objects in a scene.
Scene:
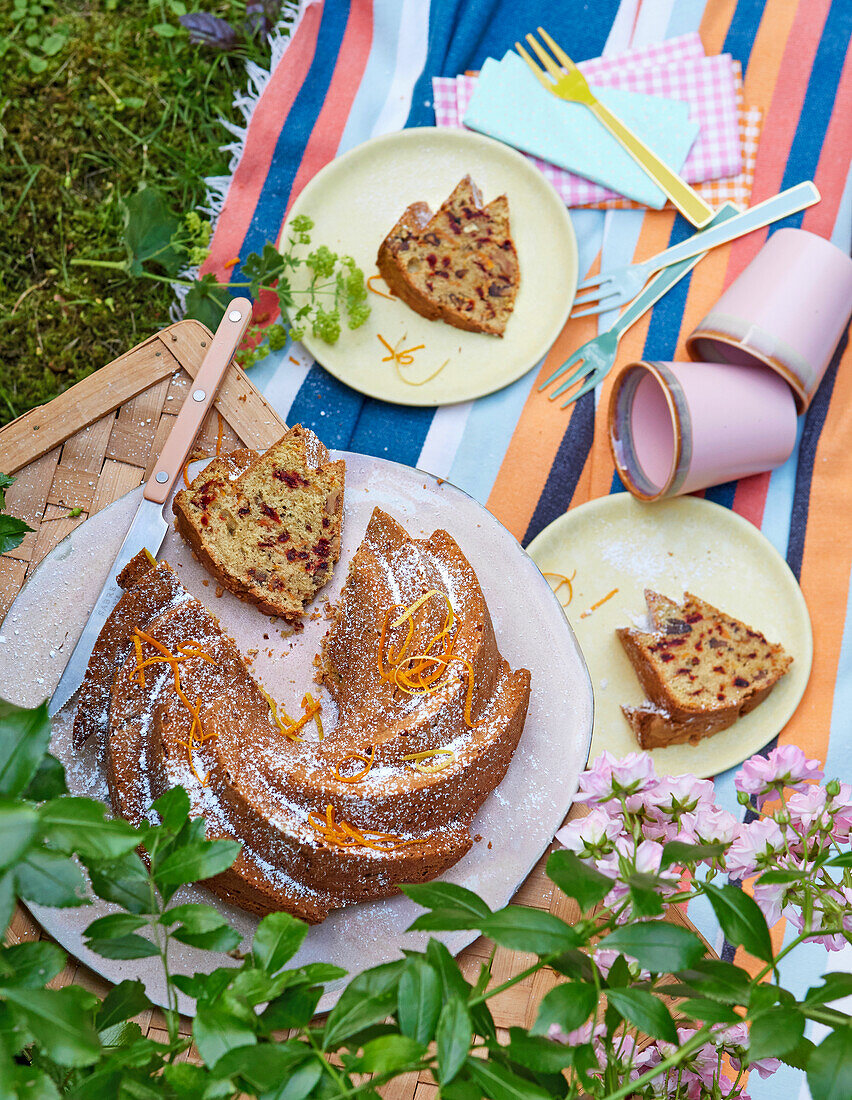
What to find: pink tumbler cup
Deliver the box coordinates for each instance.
[608,359,798,501]
[686,228,852,411]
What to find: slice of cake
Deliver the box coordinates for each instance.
[377,175,520,337]
[173,425,344,622]
[617,590,793,749]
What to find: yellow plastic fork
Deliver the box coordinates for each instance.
[516,28,715,229]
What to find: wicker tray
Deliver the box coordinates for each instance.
[0,321,707,1083]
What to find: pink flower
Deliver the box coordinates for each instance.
[575,751,657,804]
[690,806,740,847]
[753,878,789,925]
[829,783,852,840]
[646,775,716,817]
[555,808,621,856]
[726,818,786,878]
[750,1056,782,1079]
[547,1020,604,1047]
[735,745,823,803]
[786,785,832,830]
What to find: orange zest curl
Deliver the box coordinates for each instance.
[377,592,481,728]
[130,630,219,786]
[377,333,425,366]
[331,744,376,784]
[308,803,425,852]
[367,274,396,300]
[544,570,576,608]
[580,587,620,619]
[216,413,224,457]
[402,748,455,774]
[182,461,192,488]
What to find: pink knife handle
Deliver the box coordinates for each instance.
[144,298,253,505]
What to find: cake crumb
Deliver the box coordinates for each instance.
[215,585,224,598]
[474,834,482,842]
[202,579,209,587]
[487,841,492,849]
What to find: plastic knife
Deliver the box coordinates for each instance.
[49,299,252,717]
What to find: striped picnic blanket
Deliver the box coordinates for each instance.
[201,2,852,1086]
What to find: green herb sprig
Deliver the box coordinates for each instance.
[70,191,370,367]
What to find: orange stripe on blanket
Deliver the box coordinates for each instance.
[803,44,852,239]
[780,339,852,767]
[731,471,771,527]
[200,3,323,285]
[698,0,737,58]
[279,0,375,231]
[738,0,801,112]
[726,0,830,283]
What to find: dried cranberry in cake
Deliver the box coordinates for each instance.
[173,425,345,622]
[617,590,792,749]
[377,175,520,337]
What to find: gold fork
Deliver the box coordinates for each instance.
[516,28,715,229]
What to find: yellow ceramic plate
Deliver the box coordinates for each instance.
[284,127,577,406]
[527,494,813,779]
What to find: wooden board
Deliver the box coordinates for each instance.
[0,321,711,1083]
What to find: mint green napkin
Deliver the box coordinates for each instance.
[463,53,700,208]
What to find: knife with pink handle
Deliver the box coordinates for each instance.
[50,299,252,716]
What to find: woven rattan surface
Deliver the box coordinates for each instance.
[0,321,707,1081]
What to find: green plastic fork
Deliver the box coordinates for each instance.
[540,204,739,408]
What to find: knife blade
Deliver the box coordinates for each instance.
[49,299,252,716]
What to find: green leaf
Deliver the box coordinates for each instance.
[153,837,241,889]
[398,957,442,1044]
[807,1028,852,1100]
[123,188,182,276]
[702,883,773,963]
[28,55,48,74]
[260,984,323,1031]
[359,1034,424,1075]
[84,912,148,939]
[40,797,139,860]
[678,998,740,1024]
[184,274,231,330]
[825,851,852,867]
[4,1066,60,1100]
[0,515,33,554]
[0,473,14,510]
[0,872,16,936]
[211,1041,311,1089]
[151,787,189,832]
[22,753,67,801]
[86,934,160,960]
[606,988,677,1043]
[86,850,151,913]
[408,909,484,932]
[480,907,580,955]
[806,973,852,1005]
[0,801,39,869]
[193,1005,256,1067]
[779,1036,816,1071]
[0,985,100,1066]
[436,997,472,1085]
[175,925,241,952]
[16,848,88,907]
[153,22,178,37]
[466,1056,552,1100]
[506,1028,576,1072]
[40,33,66,55]
[601,921,706,973]
[532,981,597,1036]
[0,941,65,988]
[402,881,491,919]
[269,1058,322,1100]
[172,966,234,1007]
[749,1006,806,1061]
[626,873,665,918]
[680,959,751,1005]
[0,699,51,798]
[756,868,804,885]
[546,849,612,911]
[660,840,727,869]
[251,910,308,974]
[322,960,404,1049]
[97,980,150,1031]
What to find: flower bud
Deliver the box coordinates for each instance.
[826,779,841,798]
[737,791,751,806]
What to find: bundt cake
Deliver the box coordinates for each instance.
[618,590,792,749]
[74,508,531,923]
[172,425,344,622]
[377,175,520,336]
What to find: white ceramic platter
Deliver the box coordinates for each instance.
[527,494,812,780]
[285,127,577,406]
[0,455,593,1013]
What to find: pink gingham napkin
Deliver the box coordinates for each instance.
[433,33,742,208]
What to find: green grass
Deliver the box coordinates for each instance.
[0,0,284,426]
